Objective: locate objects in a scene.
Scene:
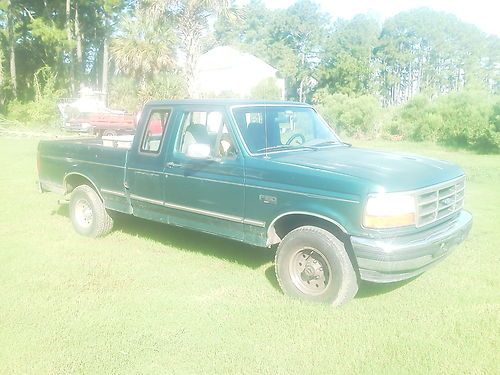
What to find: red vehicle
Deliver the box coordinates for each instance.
[58,89,140,136]
[63,111,137,136]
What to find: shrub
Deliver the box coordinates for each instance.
[6,67,63,128]
[315,92,381,137]
[387,90,499,153]
[6,98,60,128]
[434,90,497,152]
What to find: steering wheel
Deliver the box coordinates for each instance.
[285,133,306,145]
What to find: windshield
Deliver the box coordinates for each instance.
[232,106,340,153]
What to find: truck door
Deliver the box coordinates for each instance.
[126,107,172,222]
[163,107,245,240]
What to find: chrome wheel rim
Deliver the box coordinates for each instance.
[74,198,93,229]
[289,247,331,295]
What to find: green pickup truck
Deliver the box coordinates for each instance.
[37,100,472,305]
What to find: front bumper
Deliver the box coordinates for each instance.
[351,210,472,283]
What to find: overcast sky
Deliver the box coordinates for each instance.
[238,0,500,37]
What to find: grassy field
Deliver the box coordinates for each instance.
[0,137,498,374]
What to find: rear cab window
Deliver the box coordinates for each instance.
[140,109,171,153]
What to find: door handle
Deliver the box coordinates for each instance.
[166,162,182,168]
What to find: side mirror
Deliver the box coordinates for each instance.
[186,143,211,159]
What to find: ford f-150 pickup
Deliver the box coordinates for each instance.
[37,100,473,305]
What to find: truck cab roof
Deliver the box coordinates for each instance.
[144,99,310,107]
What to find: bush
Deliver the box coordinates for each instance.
[387,90,499,153]
[6,67,62,128]
[315,92,381,137]
[6,98,60,128]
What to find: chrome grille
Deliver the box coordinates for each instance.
[416,177,465,227]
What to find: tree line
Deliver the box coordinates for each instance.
[0,0,498,151]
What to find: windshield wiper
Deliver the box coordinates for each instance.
[312,140,351,148]
[256,144,317,153]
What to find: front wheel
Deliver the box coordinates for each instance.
[69,185,113,237]
[275,226,358,306]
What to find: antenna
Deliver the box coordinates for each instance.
[264,106,268,158]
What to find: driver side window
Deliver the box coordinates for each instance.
[176,111,237,158]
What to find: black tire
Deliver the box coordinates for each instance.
[69,185,113,238]
[102,129,118,137]
[275,226,358,306]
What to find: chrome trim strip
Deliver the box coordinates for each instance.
[128,194,265,227]
[163,172,245,187]
[101,188,126,197]
[127,166,163,174]
[129,194,164,206]
[41,155,67,162]
[134,170,160,177]
[243,218,266,228]
[245,184,360,204]
[163,201,243,223]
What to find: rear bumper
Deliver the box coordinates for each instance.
[351,210,472,283]
[61,123,94,133]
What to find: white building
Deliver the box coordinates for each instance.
[192,46,285,99]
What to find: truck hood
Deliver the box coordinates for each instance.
[270,146,464,192]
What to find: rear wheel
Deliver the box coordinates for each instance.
[102,129,118,137]
[69,185,113,237]
[275,226,358,306]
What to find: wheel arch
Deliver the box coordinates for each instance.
[64,172,103,201]
[267,212,347,245]
[267,211,359,274]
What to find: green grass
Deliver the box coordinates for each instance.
[0,137,499,374]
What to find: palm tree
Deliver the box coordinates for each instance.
[110,12,177,88]
[139,0,239,97]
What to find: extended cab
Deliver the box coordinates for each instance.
[37,100,472,305]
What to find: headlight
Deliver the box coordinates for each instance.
[363,193,416,229]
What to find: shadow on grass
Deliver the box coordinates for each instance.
[265,266,281,292]
[355,278,417,299]
[53,206,274,270]
[262,267,417,297]
[53,205,417,298]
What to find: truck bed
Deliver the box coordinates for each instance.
[38,137,131,212]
